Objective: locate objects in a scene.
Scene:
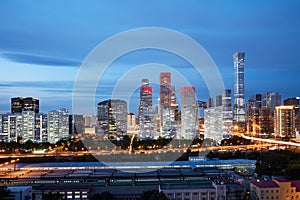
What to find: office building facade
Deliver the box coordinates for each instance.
[180,87,198,140]
[97,99,127,137]
[205,90,233,143]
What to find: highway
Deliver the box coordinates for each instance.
[241,133,300,147]
[0,143,273,159]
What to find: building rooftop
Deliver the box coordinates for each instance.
[160,184,215,190]
[273,177,290,182]
[6,159,256,170]
[92,185,158,195]
[251,180,279,188]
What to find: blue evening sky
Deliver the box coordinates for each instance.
[0,0,299,114]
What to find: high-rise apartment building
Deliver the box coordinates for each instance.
[8,115,17,142]
[0,114,8,142]
[97,99,127,137]
[1,112,47,143]
[180,87,198,140]
[11,97,39,114]
[48,109,69,143]
[233,52,246,128]
[35,114,48,143]
[22,111,35,142]
[274,106,295,139]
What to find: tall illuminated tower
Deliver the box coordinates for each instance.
[233,52,246,129]
[139,79,153,115]
[139,79,156,139]
[160,72,171,107]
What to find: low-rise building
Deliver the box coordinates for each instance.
[160,182,246,200]
[250,178,300,200]
[7,186,32,200]
[33,184,92,200]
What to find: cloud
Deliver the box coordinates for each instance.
[1,52,81,67]
[0,81,74,88]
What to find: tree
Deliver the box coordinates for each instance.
[0,186,11,200]
[141,190,168,200]
[286,163,300,180]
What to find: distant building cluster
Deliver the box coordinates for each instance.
[0,97,69,143]
[1,52,300,144]
[96,72,198,141]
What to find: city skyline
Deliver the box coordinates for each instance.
[0,1,300,115]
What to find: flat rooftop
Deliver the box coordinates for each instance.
[3,159,256,171]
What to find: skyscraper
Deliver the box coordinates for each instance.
[159,72,178,138]
[139,79,152,108]
[11,97,39,114]
[233,52,246,128]
[181,87,198,140]
[138,79,156,139]
[160,72,172,108]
